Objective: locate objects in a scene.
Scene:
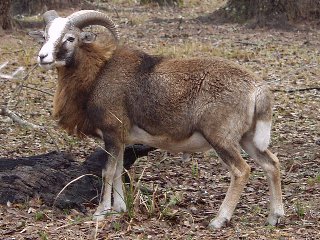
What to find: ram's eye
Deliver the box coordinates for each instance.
[67,36,75,42]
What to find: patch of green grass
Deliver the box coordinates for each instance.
[186,235,195,240]
[307,175,320,186]
[125,181,137,219]
[191,158,199,178]
[160,191,182,219]
[63,208,70,215]
[112,221,122,232]
[38,230,49,240]
[265,224,276,231]
[294,201,305,219]
[252,206,262,215]
[35,211,45,221]
[72,215,85,224]
[207,150,219,159]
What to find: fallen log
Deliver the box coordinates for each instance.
[0,145,154,211]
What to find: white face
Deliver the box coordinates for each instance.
[38,17,69,70]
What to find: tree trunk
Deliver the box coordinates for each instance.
[0,145,154,211]
[208,0,320,28]
[0,0,13,31]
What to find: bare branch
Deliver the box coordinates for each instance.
[0,107,42,130]
[0,61,25,80]
[273,87,320,93]
[23,85,54,96]
[5,63,38,108]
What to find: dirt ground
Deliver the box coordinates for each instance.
[0,0,319,239]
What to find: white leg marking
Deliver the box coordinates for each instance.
[93,158,118,221]
[253,120,271,151]
[113,149,126,212]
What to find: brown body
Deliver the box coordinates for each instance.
[55,43,268,144]
[34,10,284,229]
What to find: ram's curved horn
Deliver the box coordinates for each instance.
[68,10,119,41]
[43,10,60,24]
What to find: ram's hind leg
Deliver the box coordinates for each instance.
[205,137,251,229]
[241,136,284,226]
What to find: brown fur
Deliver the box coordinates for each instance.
[89,51,264,141]
[53,42,116,136]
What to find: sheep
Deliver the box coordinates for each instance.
[30,10,284,229]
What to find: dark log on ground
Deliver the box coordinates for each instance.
[0,145,155,211]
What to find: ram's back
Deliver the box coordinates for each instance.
[92,47,265,138]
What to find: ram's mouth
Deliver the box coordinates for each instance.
[40,61,54,65]
[55,60,66,67]
[39,62,54,70]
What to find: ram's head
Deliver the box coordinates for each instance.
[30,10,119,70]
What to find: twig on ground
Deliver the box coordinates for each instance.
[5,63,38,108]
[113,6,120,18]
[0,107,42,130]
[273,87,320,93]
[43,128,61,152]
[0,106,61,152]
[0,61,25,80]
[22,85,54,96]
[235,41,258,46]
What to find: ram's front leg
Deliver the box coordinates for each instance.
[93,135,124,221]
[113,147,126,212]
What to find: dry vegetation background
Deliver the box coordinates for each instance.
[0,0,319,239]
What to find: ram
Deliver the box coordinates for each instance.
[30,10,284,228]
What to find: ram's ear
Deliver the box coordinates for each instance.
[80,32,96,43]
[28,30,45,43]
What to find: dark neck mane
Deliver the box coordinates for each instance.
[54,42,116,136]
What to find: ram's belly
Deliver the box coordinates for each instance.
[127,125,211,153]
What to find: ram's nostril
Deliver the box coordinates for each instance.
[39,53,48,60]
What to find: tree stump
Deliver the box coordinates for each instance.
[0,145,154,211]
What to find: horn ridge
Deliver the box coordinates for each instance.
[68,10,119,41]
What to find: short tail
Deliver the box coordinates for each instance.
[253,85,273,152]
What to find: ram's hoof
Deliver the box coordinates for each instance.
[93,212,106,221]
[113,200,127,213]
[208,217,229,229]
[93,207,113,221]
[266,211,284,226]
